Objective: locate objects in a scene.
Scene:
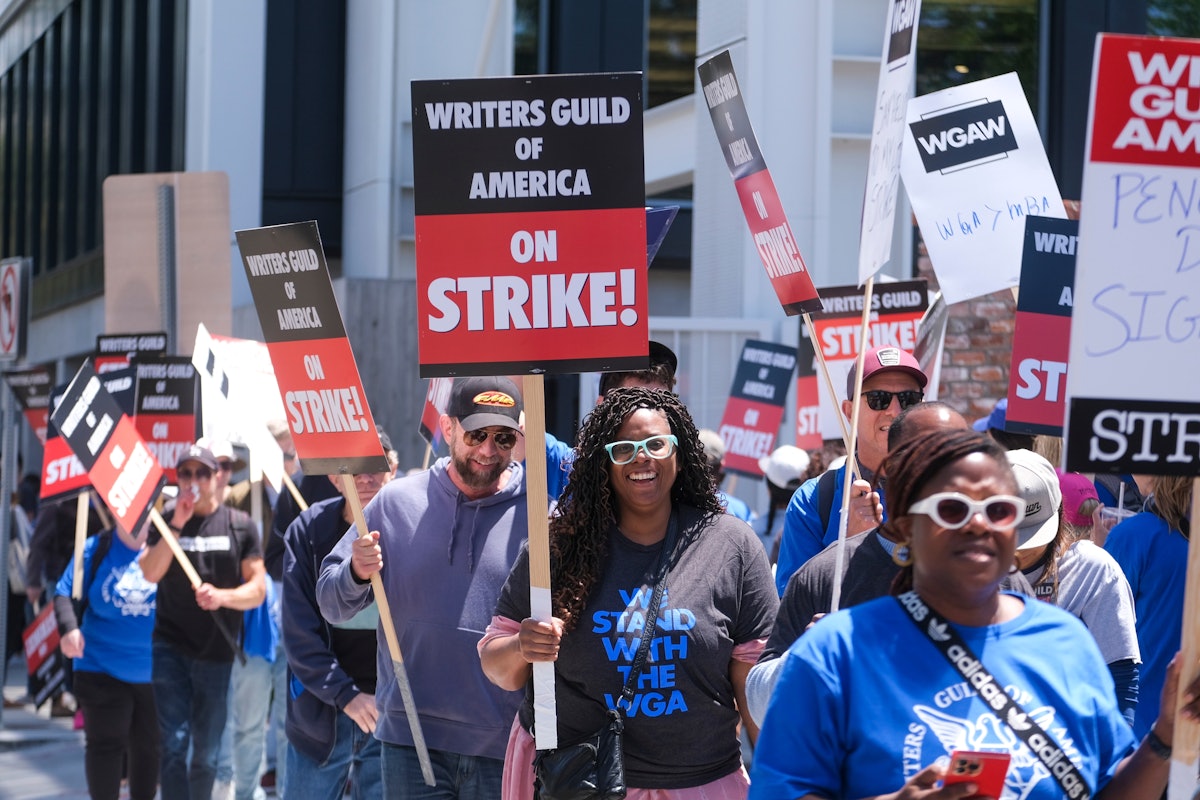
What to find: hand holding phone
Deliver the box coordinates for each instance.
[942,751,1010,799]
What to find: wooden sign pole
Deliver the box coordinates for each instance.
[341,473,436,786]
[830,277,876,614]
[1168,477,1200,799]
[70,492,89,600]
[523,374,558,750]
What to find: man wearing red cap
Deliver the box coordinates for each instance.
[774,345,927,595]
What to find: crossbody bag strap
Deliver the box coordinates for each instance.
[894,591,1093,800]
[617,509,678,708]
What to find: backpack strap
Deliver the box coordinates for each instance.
[817,467,839,533]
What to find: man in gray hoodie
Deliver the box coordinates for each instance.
[317,376,528,799]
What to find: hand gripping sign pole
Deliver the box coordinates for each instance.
[236,221,435,786]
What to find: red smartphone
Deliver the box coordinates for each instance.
[942,751,1011,799]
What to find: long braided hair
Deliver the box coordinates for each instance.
[879,428,1014,595]
[550,387,722,631]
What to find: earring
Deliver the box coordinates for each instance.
[892,543,913,567]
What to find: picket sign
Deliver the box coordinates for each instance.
[522,374,557,749]
[1172,481,1200,796]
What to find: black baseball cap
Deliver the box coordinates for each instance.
[446,376,523,431]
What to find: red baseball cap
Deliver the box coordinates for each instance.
[846,346,928,397]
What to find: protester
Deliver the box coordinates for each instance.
[139,443,266,800]
[1105,475,1193,740]
[24,493,107,716]
[282,432,397,800]
[53,518,159,800]
[317,376,531,798]
[206,438,277,800]
[774,345,927,594]
[1058,468,1101,541]
[1008,449,1140,725]
[480,386,777,799]
[752,445,810,562]
[972,396,1035,451]
[543,339,678,499]
[750,428,1192,799]
[699,428,755,523]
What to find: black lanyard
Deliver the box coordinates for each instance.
[895,590,1093,800]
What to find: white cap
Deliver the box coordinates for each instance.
[1007,449,1062,551]
[758,445,811,488]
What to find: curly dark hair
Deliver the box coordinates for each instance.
[549,387,722,631]
[880,429,1014,595]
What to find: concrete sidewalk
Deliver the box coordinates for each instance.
[1,655,88,800]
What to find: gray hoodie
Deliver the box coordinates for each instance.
[316,457,528,759]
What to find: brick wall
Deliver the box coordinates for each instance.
[915,239,1015,426]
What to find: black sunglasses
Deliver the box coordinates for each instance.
[177,467,213,480]
[862,389,924,411]
[461,428,519,451]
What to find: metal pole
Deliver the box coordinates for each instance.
[158,183,177,354]
[0,381,17,729]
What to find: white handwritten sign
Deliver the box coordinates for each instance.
[859,0,922,284]
[1065,34,1200,476]
[901,72,1067,304]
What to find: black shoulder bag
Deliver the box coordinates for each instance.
[895,590,1093,800]
[533,512,678,800]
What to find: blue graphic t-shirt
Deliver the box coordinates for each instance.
[495,506,777,790]
[750,595,1135,800]
[55,534,156,684]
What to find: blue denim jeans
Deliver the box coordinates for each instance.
[285,712,382,800]
[381,743,503,799]
[152,641,233,800]
[232,654,273,800]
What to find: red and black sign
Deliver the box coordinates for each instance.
[1006,218,1077,436]
[3,364,53,442]
[40,369,136,504]
[793,334,823,451]
[418,377,453,451]
[50,362,165,535]
[236,222,390,476]
[716,340,798,476]
[23,604,65,707]
[94,332,168,374]
[133,356,201,483]
[697,51,821,316]
[412,72,648,376]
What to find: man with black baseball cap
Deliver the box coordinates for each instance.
[318,376,533,798]
[774,345,928,594]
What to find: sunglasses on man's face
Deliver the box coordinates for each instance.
[218,461,235,472]
[461,428,519,451]
[862,389,924,412]
[177,467,213,481]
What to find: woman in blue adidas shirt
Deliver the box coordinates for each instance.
[751,429,1197,800]
[54,517,158,800]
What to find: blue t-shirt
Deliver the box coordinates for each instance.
[718,490,754,524]
[545,431,573,502]
[55,534,157,684]
[750,594,1135,800]
[1104,510,1187,739]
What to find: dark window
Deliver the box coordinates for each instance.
[1148,0,1200,35]
[260,0,347,265]
[917,1,1040,110]
[513,0,696,108]
[0,0,186,315]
